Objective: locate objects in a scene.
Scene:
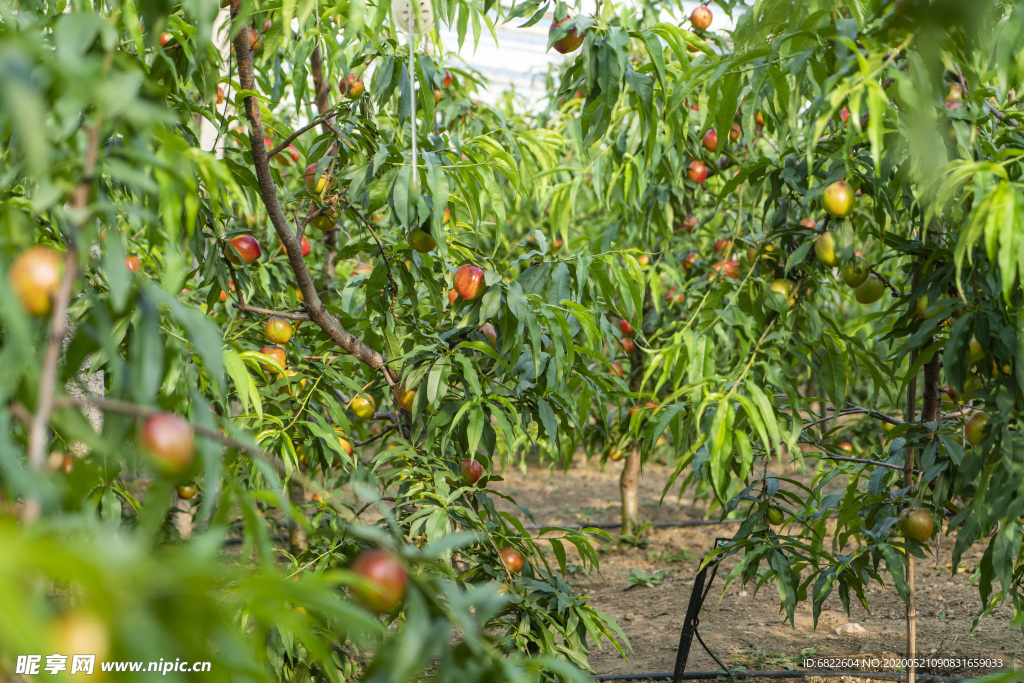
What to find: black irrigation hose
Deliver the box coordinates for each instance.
[592,671,969,682]
[222,535,288,545]
[525,519,747,531]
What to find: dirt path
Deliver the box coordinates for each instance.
[490,457,1024,679]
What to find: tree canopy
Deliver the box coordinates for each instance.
[2,0,1024,680]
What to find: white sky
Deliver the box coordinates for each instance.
[437,1,735,103]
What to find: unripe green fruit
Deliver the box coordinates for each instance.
[768,279,795,306]
[965,412,989,446]
[841,256,870,287]
[822,181,855,218]
[408,229,436,253]
[916,293,946,320]
[900,508,933,543]
[814,232,838,267]
[968,337,984,364]
[854,275,884,304]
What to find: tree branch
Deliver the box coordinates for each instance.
[229,2,396,389]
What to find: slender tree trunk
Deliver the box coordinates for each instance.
[620,446,642,533]
[172,489,194,540]
[905,221,942,683]
[904,248,947,683]
[904,344,918,683]
[619,264,654,535]
[288,478,308,555]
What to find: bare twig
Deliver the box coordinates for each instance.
[954,65,968,105]
[870,268,901,298]
[986,101,1010,123]
[817,404,906,426]
[353,496,398,519]
[26,117,105,480]
[229,1,397,389]
[306,40,341,282]
[352,425,398,447]
[331,387,402,431]
[297,202,326,239]
[463,492,515,584]
[268,108,340,158]
[234,302,311,321]
[904,273,922,683]
[817,454,915,472]
[309,41,332,132]
[337,194,396,297]
[209,54,236,154]
[50,394,353,519]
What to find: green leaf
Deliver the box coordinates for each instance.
[819,336,848,410]
[223,347,261,421]
[466,404,485,457]
[714,73,740,160]
[537,399,559,448]
[427,357,451,407]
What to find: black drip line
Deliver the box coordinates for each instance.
[592,672,967,682]
[592,538,971,683]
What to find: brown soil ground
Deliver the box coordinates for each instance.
[490,456,1024,681]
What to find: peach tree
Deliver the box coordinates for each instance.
[0,0,642,679]
[534,0,1024,668]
